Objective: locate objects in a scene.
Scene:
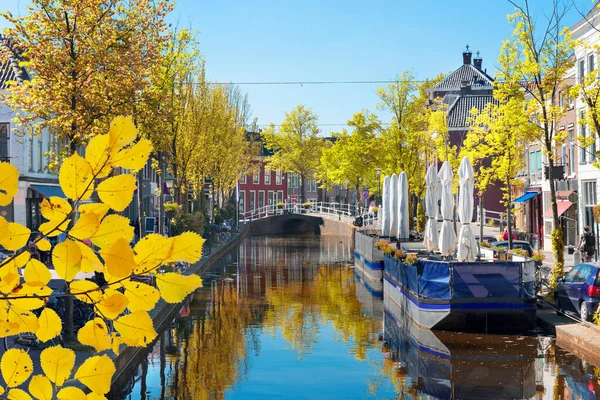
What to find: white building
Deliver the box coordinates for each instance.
[0,35,61,230]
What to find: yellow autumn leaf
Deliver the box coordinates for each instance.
[85,134,112,179]
[77,318,111,352]
[108,116,137,152]
[112,138,153,171]
[52,240,82,282]
[166,231,204,263]
[24,259,52,287]
[110,333,126,356]
[36,308,62,342]
[58,153,94,201]
[1,250,30,271]
[79,203,110,220]
[76,242,103,273]
[36,238,52,252]
[99,238,136,279]
[7,388,32,400]
[0,162,19,206]
[57,387,87,400]
[40,197,72,221]
[0,223,31,251]
[1,349,33,387]
[113,311,157,346]
[74,355,116,395]
[70,280,104,304]
[134,234,171,273]
[38,218,70,237]
[0,215,7,240]
[123,280,160,312]
[96,174,136,212]
[9,285,52,311]
[7,307,39,335]
[156,272,202,303]
[69,212,101,241]
[86,393,107,400]
[28,374,52,400]
[96,292,128,320]
[40,345,75,386]
[0,274,20,294]
[91,214,134,248]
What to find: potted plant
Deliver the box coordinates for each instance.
[382,244,395,257]
[480,241,492,248]
[372,206,379,216]
[393,249,406,261]
[375,240,389,250]
[405,253,418,266]
[492,246,509,261]
[164,202,181,219]
[276,202,285,209]
[532,251,545,267]
[509,248,528,257]
[302,202,313,209]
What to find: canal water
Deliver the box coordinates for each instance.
[119,235,600,400]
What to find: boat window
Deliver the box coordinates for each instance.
[573,265,592,283]
[565,266,581,282]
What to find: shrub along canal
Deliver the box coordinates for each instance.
[116,235,600,399]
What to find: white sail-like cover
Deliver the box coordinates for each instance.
[389,174,399,238]
[457,157,477,261]
[424,165,439,251]
[438,161,457,256]
[397,172,409,240]
[381,175,391,236]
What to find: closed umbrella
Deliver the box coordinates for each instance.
[438,161,457,256]
[457,156,477,261]
[389,174,399,238]
[424,165,439,251]
[397,172,409,240]
[381,175,391,236]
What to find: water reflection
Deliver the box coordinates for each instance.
[121,236,600,400]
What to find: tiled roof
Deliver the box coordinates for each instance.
[0,35,28,90]
[447,95,498,128]
[433,64,494,90]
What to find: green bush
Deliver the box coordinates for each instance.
[170,212,205,236]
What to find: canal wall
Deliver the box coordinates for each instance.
[107,227,249,399]
[246,213,355,238]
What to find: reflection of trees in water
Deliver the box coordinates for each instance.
[263,264,380,361]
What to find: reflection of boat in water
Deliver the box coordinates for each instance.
[354,270,383,322]
[383,299,536,400]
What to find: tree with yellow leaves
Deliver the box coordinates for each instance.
[0,116,203,398]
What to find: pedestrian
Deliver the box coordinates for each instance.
[579,226,596,263]
[502,227,515,241]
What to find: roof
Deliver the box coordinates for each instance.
[447,95,498,128]
[0,35,29,90]
[432,64,494,91]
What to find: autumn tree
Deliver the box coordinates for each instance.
[1,0,172,154]
[263,105,324,203]
[502,0,574,281]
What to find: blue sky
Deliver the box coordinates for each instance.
[0,0,590,134]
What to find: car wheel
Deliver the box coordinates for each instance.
[555,296,562,315]
[581,301,591,322]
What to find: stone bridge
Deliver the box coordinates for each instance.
[244,213,356,237]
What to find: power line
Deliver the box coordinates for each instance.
[256,122,393,128]
[205,80,426,86]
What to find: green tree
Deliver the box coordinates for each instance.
[263,105,324,202]
[501,0,574,282]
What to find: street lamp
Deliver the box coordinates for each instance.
[376,167,381,206]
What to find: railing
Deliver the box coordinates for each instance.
[238,201,376,225]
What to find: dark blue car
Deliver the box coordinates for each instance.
[554,263,600,322]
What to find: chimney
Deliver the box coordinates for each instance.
[463,44,472,65]
[474,50,483,70]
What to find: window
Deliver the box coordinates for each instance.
[258,191,264,209]
[37,139,43,172]
[0,123,8,161]
[239,191,245,213]
[569,128,576,174]
[561,145,567,170]
[565,266,581,282]
[529,150,542,179]
[580,113,587,164]
[276,170,282,185]
[579,59,585,84]
[287,173,292,188]
[249,190,255,211]
[277,190,283,203]
[268,190,274,205]
[584,181,597,206]
[253,171,259,184]
[240,175,247,184]
[264,167,271,184]
[312,179,317,192]
[574,265,592,283]
[28,135,34,172]
[589,54,595,75]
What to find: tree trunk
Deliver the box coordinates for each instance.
[300,174,306,203]
[137,169,144,237]
[547,152,565,281]
[159,152,165,235]
[506,176,513,251]
[479,194,484,256]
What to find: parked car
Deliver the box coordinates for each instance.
[491,240,534,257]
[476,235,498,244]
[554,263,600,322]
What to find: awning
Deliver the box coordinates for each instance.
[543,200,572,218]
[513,192,539,203]
[30,184,66,198]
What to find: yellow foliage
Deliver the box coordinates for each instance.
[77,319,112,353]
[166,231,204,263]
[108,116,137,151]
[85,134,112,178]
[112,138,153,171]
[76,242,104,273]
[0,162,19,206]
[113,311,157,346]
[58,153,94,201]
[155,272,202,303]
[52,240,82,282]
[56,386,87,400]
[123,280,160,312]
[91,214,134,248]
[0,274,20,294]
[69,212,101,241]
[38,218,70,238]
[28,374,52,400]
[7,307,39,336]
[96,174,136,212]
[73,355,116,394]
[70,280,104,304]
[23,259,51,287]
[78,203,110,220]
[7,388,32,400]
[36,239,51,252]
[95,292,129,320]
[40,197,71,221]
[10,285,52,311]
[1,349,33,387]
[36,308,62,342]
[40,345,75,386]
[99,238,137,278]
[0,223,31,251]
[134,233,171,273]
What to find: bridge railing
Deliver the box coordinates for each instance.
[239,201,359,223]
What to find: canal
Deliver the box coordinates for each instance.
[118,235,600,399]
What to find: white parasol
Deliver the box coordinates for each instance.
[389,174,399,238]
[381,175,391,236]
[457,156,477,261]
[424,165,439,251]
[397,172,409,240]
[438,161,457,256]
